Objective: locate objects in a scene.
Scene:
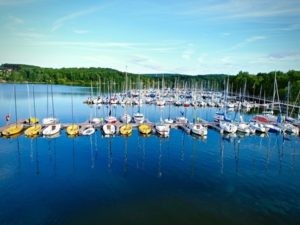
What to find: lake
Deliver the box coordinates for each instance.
[0,83,299,225]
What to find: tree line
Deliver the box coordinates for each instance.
[0,64,299,103]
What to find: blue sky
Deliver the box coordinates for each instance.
[0,0,299,74]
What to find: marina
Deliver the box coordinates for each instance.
[1,82,299,139]
[0,83,299,225]
[1,0,300,224]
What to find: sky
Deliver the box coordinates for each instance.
[0,0,299,75]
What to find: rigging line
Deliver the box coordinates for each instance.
[51,83,55,117]
[14,85,18,123]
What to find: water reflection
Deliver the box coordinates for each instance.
[233,138,240,175]
[35,138,40,175]
[3,129,297,180]
[219,135,224,174]
[157,138,162,178]
[0,84,299,225]
[107,137,112,170]
[123,137,128,176]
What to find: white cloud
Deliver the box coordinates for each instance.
[73,29,90,34]
[178,0,300,19]
[8,15,24,25]
[226,35,266,51]
[221,32,231,37]
[52,5,105,31]
[14,31,45,39]
[182,50,193,60]
[0,0,34,5]
[245,36,266,42]
[31,40,187,55]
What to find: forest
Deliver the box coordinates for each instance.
[0,63,299,103]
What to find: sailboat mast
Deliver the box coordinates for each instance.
[272,72,276,112]
[46,84,49,117]
[27,84,32,118]
[287,81,290,117]
[71,88,74,123]
[51,83,55,117]
[14,85,18,123]
[125,66,128,115]
[32,85,37,123]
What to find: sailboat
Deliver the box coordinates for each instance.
[233,93,253,134]
[66,124,79,136]
[155,107,170,137]
[133,112,145,124]
[105,81,117,124]
[217,78,237,133]
[236,116,253,134]
[176,108,188,125]
[249,121,268,133]
[138,123,152,135]
[25,85,42,137]
[80,124,95,136]
[1,85,24,137]
[42,84,59,125]
[191,122,208,136]
[120,124,132,136]
[155,123,170,137]
[133,75,145,124]
[189,108,207,136]
[66,82,79,136]
[42,84,61,136]
[164,99,174,125]
[26,84,39,125]
[219,120,237,133]
[156,76,166,106]
[120,68,132,124]
[102,123,116,136]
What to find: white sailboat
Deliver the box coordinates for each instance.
[133,112,145,124]
[80,124,95,136]
[155,107,170,137]
[134,75,145,124]
[43,123,61,136]
[121,113,132,123]
[105,81,117,124]
[102,123,116,136]
[190,123,207,136]
[42,84,61,136]
[219,120,237,133]
[120,67,132,124]
[1,85,24,137]
[249,121,268,133]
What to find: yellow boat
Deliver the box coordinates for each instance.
[138,123,152,135]
[120,124,132,136]
[28,117,39,124]
[1,123,24,137]
[24,124,42,137]
[66,124,79,136]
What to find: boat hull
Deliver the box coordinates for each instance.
[1,124,24,137]
[155,124,170,137]
[139,124,152,135]
[102,124,116,135]
[43,124,61,136]
[120,124,132,136]
[24,124,42,137]
[66,124,79,136]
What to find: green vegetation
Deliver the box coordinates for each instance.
[0,64,299,102]
[230,70,300,103]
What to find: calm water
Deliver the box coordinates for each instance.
[0,84,299,225]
